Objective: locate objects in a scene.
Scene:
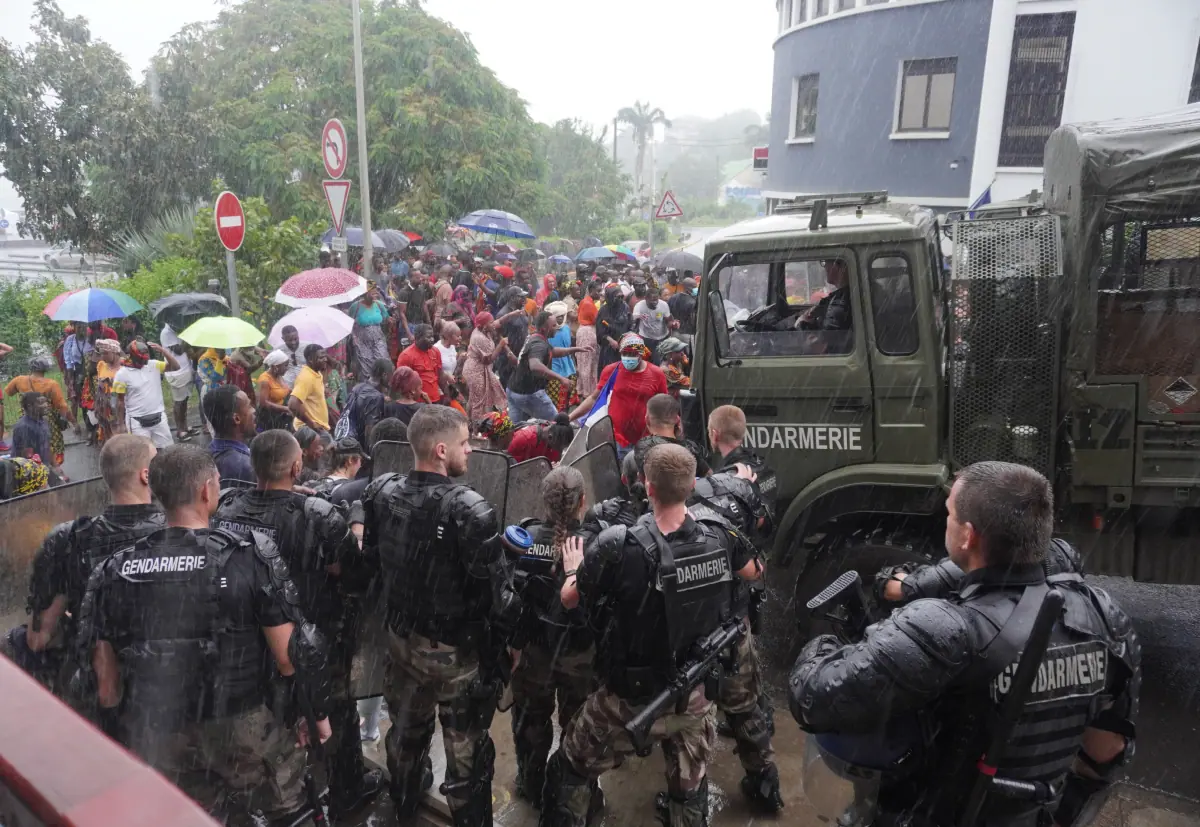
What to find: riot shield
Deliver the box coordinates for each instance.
[586,415,616,451]
[371,440,414,477]
[464,450,511,519]
[570,444,624,510]
[558,425,590,468]
[504,458,553,524]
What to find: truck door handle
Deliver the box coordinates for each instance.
[832,398,870,414]
[742,404,778,417]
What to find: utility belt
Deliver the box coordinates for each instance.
[389,613,479,652]
[605,663,672,704]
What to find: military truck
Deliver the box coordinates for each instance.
[687,106,1200,638]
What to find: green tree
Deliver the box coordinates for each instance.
[536,119,629,237]
[617,101,672,196]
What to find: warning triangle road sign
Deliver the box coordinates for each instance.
[655,190,684,220]
[323,180,352,236]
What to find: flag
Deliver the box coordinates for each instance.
[584,367,619,427]
[969,184,992,218]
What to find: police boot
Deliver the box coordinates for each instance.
[514,743,547,806]
[740,763,785,813]
[538,750,595,827]
[391,752,435,819]
[328,767,385,821]
[658,776,710,827]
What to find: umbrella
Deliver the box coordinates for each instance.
[149,293,230,331]
[492,243,516,254]
[652,250,705,273]
[426,242,457,258]
[320,227,387,249]
[497,252,516,261]
[605,244,638,264]
[455,209,536,240]
[549,255,573,265]
[375,229,411,253]
[275,268,368,308]
[42,289,83,318]
[268,306,354,349]
[403,231,422,242]
[576,246,618,262]
[49,288,142,322]
[178,316,264,349]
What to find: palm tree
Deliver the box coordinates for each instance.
[617,101,672,195]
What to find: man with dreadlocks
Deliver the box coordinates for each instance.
[504,466,603,813]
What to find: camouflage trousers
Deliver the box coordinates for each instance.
[717,628,776,773]
[124,703,308,822]
[510,642,595,796]
[559,683,714,818]
[324,616,370,797]
[383,630,495,820]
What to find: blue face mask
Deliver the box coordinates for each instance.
[621,356,642,371]
[690,287,698,296]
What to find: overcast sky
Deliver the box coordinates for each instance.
[1,0,775,212]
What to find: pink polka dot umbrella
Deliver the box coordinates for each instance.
[274,267,369,308]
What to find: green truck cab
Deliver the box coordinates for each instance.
[689,107,1200,636]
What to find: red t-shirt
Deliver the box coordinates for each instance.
[397,344,443,402]
[597,361,668,448]
[507,424,562,464]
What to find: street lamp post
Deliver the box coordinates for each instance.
[351,0,373,276]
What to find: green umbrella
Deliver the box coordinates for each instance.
[178,316,265,349]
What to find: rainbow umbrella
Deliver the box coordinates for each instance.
[605,244,638,263]
[42,289,83,318]
[48,288,142,323]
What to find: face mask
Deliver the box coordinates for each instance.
[690,287,699,296]
[621,356,641,371]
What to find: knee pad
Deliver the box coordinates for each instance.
[441,736,496,827]
[727,705,773,752]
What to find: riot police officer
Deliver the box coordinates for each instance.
[686,470,783,812]
[77,444,332,824]
[632,393,711,477]
[707,404,778,521]
[213,429,382,818]
[789,461,1141,827]
[506,466,599,804]
[543,443,762,827]
[361,405,519,826]
[7,434,164,700]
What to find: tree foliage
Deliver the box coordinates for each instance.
[617,101,672,195]
[536,119,628,238]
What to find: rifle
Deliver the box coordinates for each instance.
[804,570,878,640]
[624,618,746,757]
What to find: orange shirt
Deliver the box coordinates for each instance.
[577,296,599,326]
[397,344,443,402]
[5,376,68,414]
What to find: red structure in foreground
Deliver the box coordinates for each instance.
[0,655,219,827]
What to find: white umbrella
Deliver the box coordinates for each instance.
[268,306,355,348]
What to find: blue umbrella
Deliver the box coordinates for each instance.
[49,288,143,323]
[456,209,536,240]
[320,227,386,248]
[549,254,573,264]
[576,246,618,262]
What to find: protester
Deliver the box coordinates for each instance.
[462,311,509,422]
[383,366,425,426]
[544,301,578,412]
[570,332,668,458]
[11,392,53,472]
[441,285,475,333]
[348,283,391,379]
[289,344,331,432]
[406,271,433,328]
[497,287,530,389]
[0,456,50,499]
[274,325,308,389]
[93,339,124,444]
[223,347,262,407]
[431,264,455,320]
[3,355,76,471]
[295,426,329,484]
[476,410,516,452]
[89,320,118,342]
[632,285,676,358]
[160,324,195,441]
[396,324,445,404]
[203,385,256,486]
[506,413,575,463]
[195,345,227,399]
[113,341,179,449]
[256,350,294,431]
[595,285,632,371]
[434,320,462,379]
[62,326,93,432]
[575,280,602,397]
[507,311,583,423]
[323,347,346,430]
[535,274,558,309]
[339,358,392,446]
[669,277,698,335]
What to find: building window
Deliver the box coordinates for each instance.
[813,0,829,17]
[865,0,889,5]
[780,0,792,31]
[998,13,1076,167]
[837,0,856,10]
[793,0,807,26]
[1190,37,1200,103]
[790,74,820,140]
[897,57,957,132]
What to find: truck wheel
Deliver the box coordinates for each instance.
[790,526,939,651]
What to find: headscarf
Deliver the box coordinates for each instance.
[95,339,122,354]
[127,340,151,368]
[474,311,495,330]
[536,274,557,308]
[29,355,54,373]
[390,365,423,397]
[494,265,515,280]
[477,410,514,440]
[619,332,651,361]
[452,285,475,323]
[544,301,569,326]
[264,350,289,367]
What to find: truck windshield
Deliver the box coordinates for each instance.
[712,250,853,357]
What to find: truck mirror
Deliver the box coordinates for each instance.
[708,289,731,355]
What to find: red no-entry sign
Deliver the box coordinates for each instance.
[214,191,245,252]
